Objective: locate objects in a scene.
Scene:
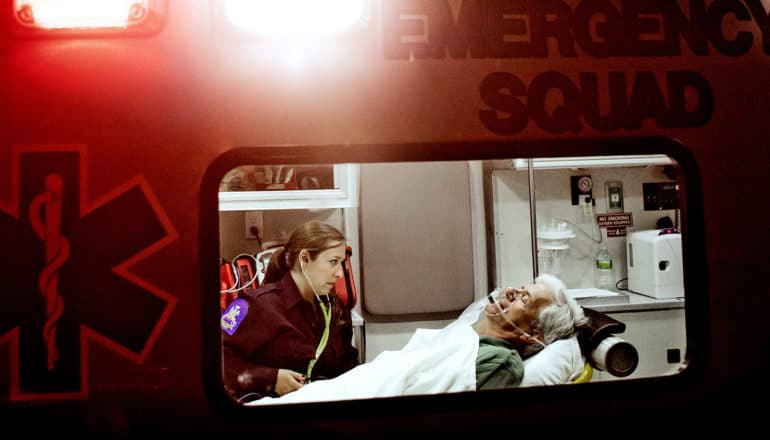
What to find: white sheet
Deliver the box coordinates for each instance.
[245,297,585,405]
[246,319,479,405]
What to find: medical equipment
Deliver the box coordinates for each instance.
[579,308,639,377]
[485,288,547,350]
[301,259,333,382]
[626,229,684,299]
[537,220,575,275]
[219,253,260,310]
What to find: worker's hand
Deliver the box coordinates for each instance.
[274,369,306,396]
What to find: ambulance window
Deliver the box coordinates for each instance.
[203,144,702,414]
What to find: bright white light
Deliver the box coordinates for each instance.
[15,0,147,29]
[224,0,365,34]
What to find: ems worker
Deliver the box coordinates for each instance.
[221,221,359,402]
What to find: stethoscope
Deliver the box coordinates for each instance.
[301,259,332,382]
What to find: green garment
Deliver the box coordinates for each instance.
[475,335,524,390]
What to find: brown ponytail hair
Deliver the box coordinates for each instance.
[263,221,346,284]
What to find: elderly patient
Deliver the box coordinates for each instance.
[472,273,588,389]
[245,273,587,405]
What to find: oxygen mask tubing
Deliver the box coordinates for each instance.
[485,288,547,350]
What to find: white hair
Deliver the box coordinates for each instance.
[522,273,588,357]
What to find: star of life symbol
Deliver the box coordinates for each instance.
[0,145,178,401]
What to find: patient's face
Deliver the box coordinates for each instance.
[484,283,555,337]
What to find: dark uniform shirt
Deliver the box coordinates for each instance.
[221,272,359,401]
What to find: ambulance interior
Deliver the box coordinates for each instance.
[216,150,688,403]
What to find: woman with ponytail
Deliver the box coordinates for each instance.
[221,221,359,402]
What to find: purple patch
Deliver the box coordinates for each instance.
[220,298,248,336]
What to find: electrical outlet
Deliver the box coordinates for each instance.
[245,211,263,240]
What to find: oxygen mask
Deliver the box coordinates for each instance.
[484,287,547,350]
[484,287,516,316]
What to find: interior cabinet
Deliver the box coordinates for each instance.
[218,164,358,211]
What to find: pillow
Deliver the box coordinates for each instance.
[521,336,584,386]
[457,298,585,386]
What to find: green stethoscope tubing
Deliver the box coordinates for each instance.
[305,297,332,382]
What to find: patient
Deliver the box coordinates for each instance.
[472,273,588,390]
[246,273,587,405]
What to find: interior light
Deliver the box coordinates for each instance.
[511,155,675,170]
[223,0,366,34]
[14,0,151,29]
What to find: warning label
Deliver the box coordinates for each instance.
[596,213,633,228]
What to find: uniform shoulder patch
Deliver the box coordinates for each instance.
[221,298,249,335]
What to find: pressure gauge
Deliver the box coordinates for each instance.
[577,175,593,193]
[570,175,595,206]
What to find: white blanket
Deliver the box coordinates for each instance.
[246,319,479,405]
[245,298,584,405]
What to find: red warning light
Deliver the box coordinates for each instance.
[9,0,166,36]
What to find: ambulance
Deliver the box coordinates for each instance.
[1,0,767,435]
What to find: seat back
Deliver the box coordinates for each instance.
[333,245,357,309]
